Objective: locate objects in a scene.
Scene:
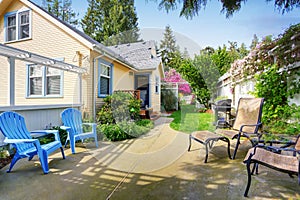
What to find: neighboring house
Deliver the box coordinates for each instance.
[0,0,164,136]
[108,41,164,113]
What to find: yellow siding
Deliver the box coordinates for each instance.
[0,0,155,117]
[113,62,134,90]
[0,1,91,108]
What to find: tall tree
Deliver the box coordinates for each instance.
[42,0,78,26]
[159,25,180,70]
[81,0,140,45]
[152,0,300,18]
[250,34,259,50]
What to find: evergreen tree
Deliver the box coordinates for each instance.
[238,43,249,57]
[42,0,78,26]
[159,25,180,70]
[250,34,259,50]
[81,0,102,41]
[81,0,140,45]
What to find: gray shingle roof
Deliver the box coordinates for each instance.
[108,41,162,70]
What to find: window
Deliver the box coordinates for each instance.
[5,10,31,42]
[27,65,63,97]
[98,61,113,97]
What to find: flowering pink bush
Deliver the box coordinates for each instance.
[163,69,191,94]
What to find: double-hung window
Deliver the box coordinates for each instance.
[27,65,63,97]
[5,10,31,42]
[98,61,113,97]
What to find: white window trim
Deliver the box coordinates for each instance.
[98,62,113,97]
[4,9,32,43]
[26,59,64,98]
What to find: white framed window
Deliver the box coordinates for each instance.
[98,63,112,97]
[5,10,31,42]
[27,65,63,97]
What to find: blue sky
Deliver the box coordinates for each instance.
[34,0,299,55]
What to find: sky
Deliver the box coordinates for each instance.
[34,0,299,56]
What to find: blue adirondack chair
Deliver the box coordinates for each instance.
[0,111,65,174]
[61,108,98,154]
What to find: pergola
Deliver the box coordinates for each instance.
[0,43,87,107]
[0,44,86,74]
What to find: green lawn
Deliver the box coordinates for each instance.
[169,104,215,133]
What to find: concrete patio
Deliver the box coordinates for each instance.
[0,117,298,200]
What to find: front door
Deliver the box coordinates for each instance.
[135,74,150,109]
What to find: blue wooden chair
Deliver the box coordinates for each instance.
[61,108,98,154]
[0,111,65,174]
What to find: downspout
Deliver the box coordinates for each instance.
[79,73,82,106]
[8,57,15,106]
[92,54,105,121]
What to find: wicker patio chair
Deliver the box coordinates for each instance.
[243,134,300,197]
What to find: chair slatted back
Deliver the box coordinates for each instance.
[0,111,34,152]
[61,108,83,136]
[233,98,264,133]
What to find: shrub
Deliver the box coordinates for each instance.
[100,120,154,141]
[97,92,141,124]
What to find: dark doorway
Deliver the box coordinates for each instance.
[135,74,150,109]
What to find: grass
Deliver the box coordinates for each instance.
[169,104,215,133]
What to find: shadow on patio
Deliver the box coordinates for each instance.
[0,118,298,200]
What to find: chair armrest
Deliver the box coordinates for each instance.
[240,123,262,133]
[82,123,96,126]
[265,145,300,155]
[30,130,57,137]
[4,137,38,144]
[31,130,61,141]
[82,123,97,133]
[60,126,71,131]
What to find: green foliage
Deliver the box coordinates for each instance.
[100,120,153,141]
[42,0,78,26]
[160,25,180,69]
[161,86,178,111]
[97,92,141,124]
[96,92,149,141]
[154,0,300,18]
[81,0,140,44]
[36,126,68,145]
[211,42,249,76]
[135,119,154,128]
[253,64,300,135]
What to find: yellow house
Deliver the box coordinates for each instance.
[0,0,164,134]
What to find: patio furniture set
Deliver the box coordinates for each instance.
[0,98,299,197]
[188,98,300,197]
[0,108,97,174]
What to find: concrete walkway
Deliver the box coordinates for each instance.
[0,117,299,200]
